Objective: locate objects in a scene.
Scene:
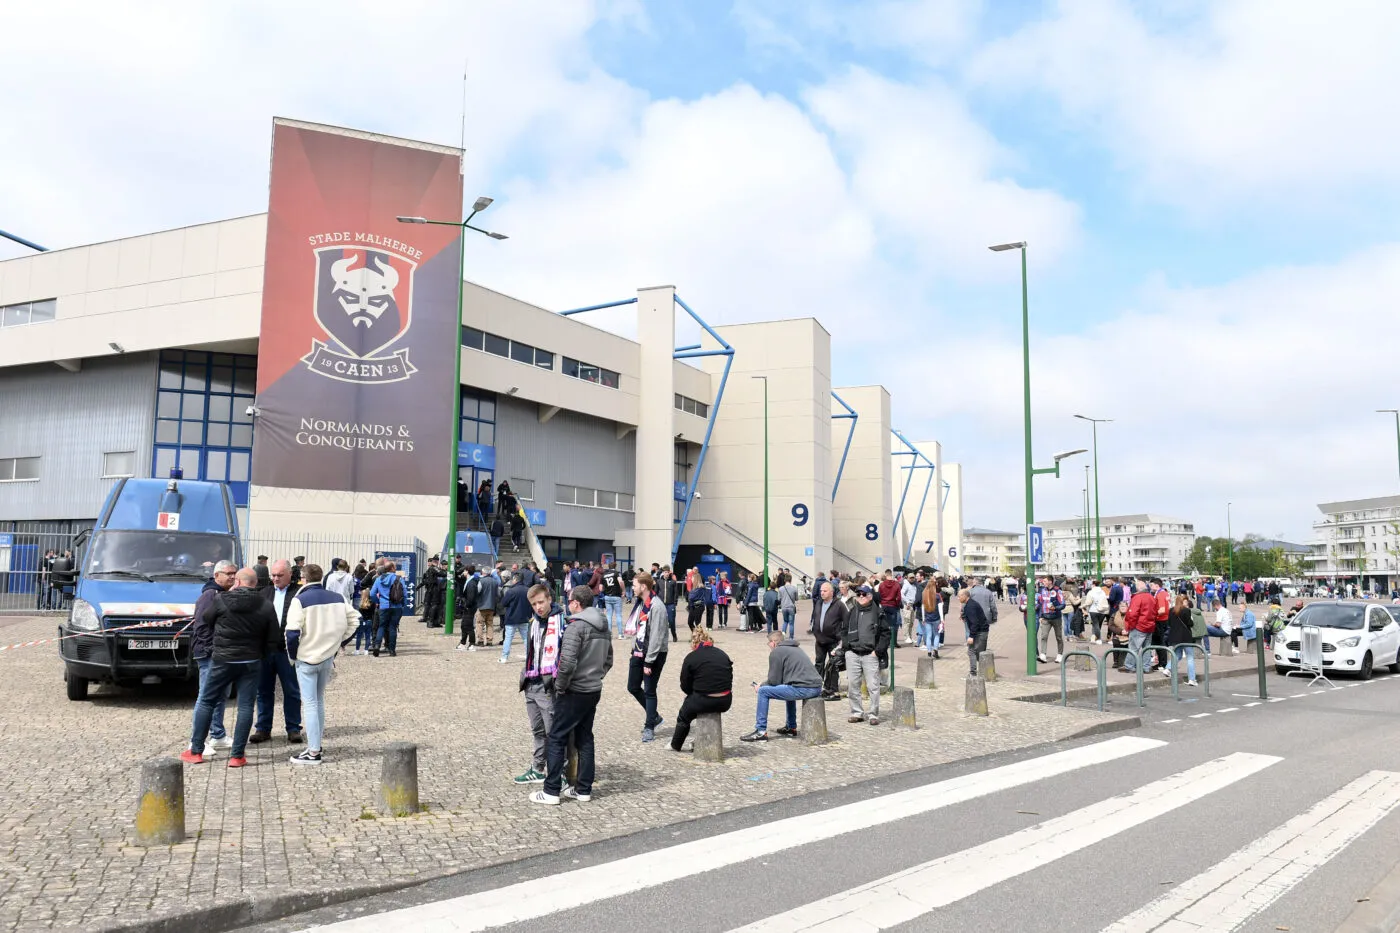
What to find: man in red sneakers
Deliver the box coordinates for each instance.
[183,568,281,768]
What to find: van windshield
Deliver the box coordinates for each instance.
[86,531,236,581]
[1293,603,1365,631]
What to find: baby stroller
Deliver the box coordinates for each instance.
[821,646,845,699]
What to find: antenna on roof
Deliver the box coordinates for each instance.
[459,57,468,180]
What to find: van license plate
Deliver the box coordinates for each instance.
[128,640,176,650]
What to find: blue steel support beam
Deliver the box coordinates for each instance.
[0,229,47,252]
[830,391,858,500]
[557,297,638,316]
[905,465,935,565]
[674,343,702,352]
[671,294,736,563]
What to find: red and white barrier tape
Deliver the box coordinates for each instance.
[0,617,194,653]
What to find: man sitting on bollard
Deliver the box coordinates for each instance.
[670,626,734,752]
[741,631,823,741]
[183,568,281,768]
[960,588,990,676]
[533,587,613,806]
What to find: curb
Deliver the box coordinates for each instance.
[1333,857,1400,933]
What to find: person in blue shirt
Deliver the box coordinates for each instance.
[369,562,407,658]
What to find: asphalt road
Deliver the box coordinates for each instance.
[232,666,1400,933]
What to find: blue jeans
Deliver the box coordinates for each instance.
[919,620,939,650]
[755,684,822,732]
[195,656,228,740]
[502,622,527,659]
[604,596,623,637]
[375,607,403,653]
[765,609,777,634]
[192,660,260,756]
[353,614,371,650]
[255,649,302,734]
[295,657,335,752]
[781,608,796,639]
[1175,645,1196,682]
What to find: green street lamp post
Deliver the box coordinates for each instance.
[397,199,506,637]
[752,375,769,587]
[1227,501,1234,584]
[1073,414,1111,578]
[990,239,1085,675]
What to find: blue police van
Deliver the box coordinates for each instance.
[59,470,242,700]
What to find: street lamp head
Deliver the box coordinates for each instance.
[486,231,508,240]
[472,196,494,212]
[1073,414,1114,423]
[989,241,1026,252]
[396,216,427,224]
[1378,409,1399,414]
[1052,448,1088,462]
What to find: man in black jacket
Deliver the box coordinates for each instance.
[183,568,281,768]
[844,586,884,725]
[250,559,303,745]
[961,588,991,676]
[808,580,846,698]
[185,560,237,755]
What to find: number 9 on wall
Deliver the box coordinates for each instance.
[791,503,809,526]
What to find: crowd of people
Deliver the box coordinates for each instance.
[173,551,1347,805]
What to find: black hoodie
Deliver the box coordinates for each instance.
[190,578,226,660]
[208,587,281,663]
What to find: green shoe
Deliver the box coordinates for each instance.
[513,768,546,785]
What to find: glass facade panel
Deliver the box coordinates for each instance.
[484,333,509,357]
[150,349,257,506]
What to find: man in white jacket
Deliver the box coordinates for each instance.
[323,559,356,604]
[285,564,360,765]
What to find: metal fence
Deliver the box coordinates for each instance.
[0,525,429,615]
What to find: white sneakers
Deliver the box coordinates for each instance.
[530,786,589,805]
[1037,654,1048,663]
[529,790,560,806]
[561,786,591,802]
[207,735,233,750]
[1054,654,1062,663]
[498,657,510,664]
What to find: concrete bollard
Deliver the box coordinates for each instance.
[978,651,998,682]
[800,698,829,745]
[133,757,185,846]
[1071,653,1096,672]
[692,712,724,763]
[379,742,420,817]
[915,656,937,689]
[965,674,990,717]
[892,687,917,728]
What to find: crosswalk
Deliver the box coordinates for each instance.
[291,736,1400,933]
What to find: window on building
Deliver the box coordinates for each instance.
[102,451,136,478]
[0,298,57,328]
[510,478,534,501]
[484,332,509,357]
[675,393,710,419]
[0,456,40,481]
[535,350,554,370]
[152,350,256,505]
[555,483,633,511]
[461,326,484,351]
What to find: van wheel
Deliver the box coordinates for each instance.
[1275,664,1289,676]
[66,672,90,701]
[1360,652,1374,681]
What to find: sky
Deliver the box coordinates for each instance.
[6,0,1400,543]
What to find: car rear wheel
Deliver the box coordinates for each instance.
[65,670,89,701]
[1389,648,1400,675]
[1360,652,1374,680]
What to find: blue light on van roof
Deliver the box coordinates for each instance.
[169,468,184,480]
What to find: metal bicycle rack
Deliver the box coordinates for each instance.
[1059,650,1105,711]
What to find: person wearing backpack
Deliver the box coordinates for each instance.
[456,565,481,651]
[686,580,709,632]
[370,561,407,657]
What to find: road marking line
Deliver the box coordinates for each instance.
[1161,719,1180,724]
[299,737,1167,932]
[1217,707,1238,713]
[1231,694,1262,698]
[1101,770,1400,932]
[1268,697,1286,702]
[727,754,1280,933]
[1289,694,1309,698]
[1313,690,1328,695]
[1244,702,1261,707]
[1189,713,1211,719]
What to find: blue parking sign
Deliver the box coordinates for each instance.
[1027,525,1045,565]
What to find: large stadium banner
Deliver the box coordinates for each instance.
[251,118,463,495]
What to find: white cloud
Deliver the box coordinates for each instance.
[733,0,984,65]
[969,0,1400,208]
[893,243,1400,539]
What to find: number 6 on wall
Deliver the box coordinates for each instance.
[792,503,809,526]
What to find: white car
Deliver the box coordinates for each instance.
[1273,601,1400,679]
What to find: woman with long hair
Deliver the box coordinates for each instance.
[669,626,733,752]
[1167,594,1198,686]
[921,577,943,659]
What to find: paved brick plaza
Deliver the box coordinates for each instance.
[0,609,1141,931]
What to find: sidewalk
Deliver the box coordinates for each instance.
[0,614,1137,932]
